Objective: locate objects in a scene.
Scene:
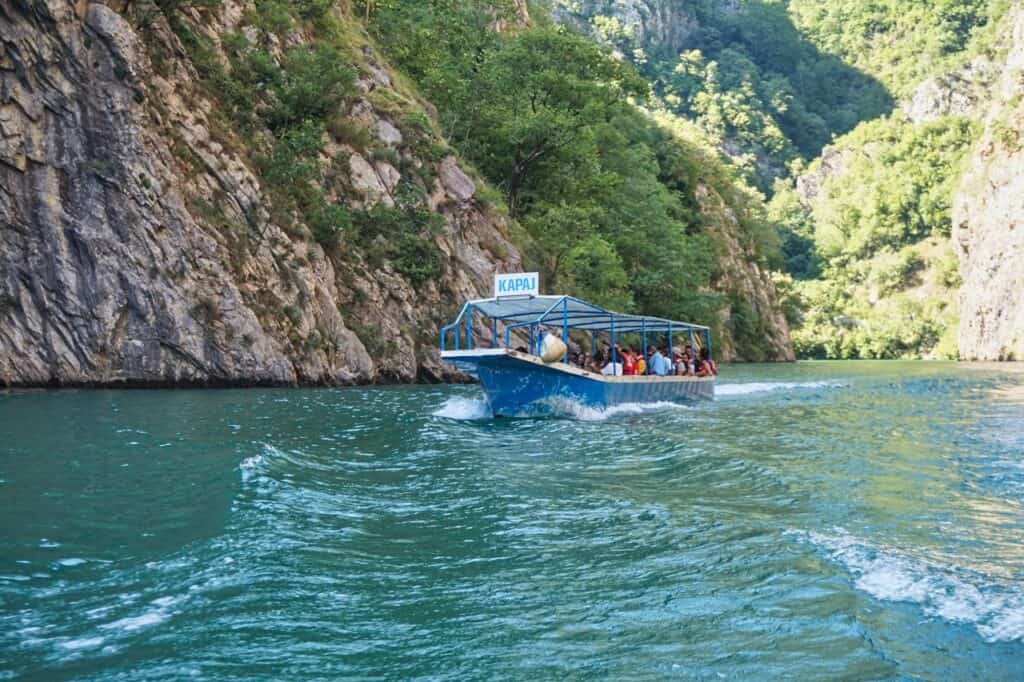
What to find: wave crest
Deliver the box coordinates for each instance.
[530,397,689,421]
[432,397,492,420]
[717,380,844,396]
[432,395,691,421]
[790,528,1024,643]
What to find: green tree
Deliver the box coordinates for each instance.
[461,27,649,217]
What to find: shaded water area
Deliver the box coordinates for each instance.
[1,361,1023,679]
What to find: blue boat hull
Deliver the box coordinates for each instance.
[441,349,714,417]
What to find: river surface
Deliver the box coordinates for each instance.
[1,361,1023,680]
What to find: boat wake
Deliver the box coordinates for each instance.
[717,380,844,396]
[431,396,690,421]
[789,528,1024,643]
[432,397,493,420]
[238,453,265,483]
[433,381,843,421]
[531,397,690,421]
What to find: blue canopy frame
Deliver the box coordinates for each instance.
[440,295,712,369]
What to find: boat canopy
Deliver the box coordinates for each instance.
[440,294,711,357]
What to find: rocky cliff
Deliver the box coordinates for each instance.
[953,4,1024,361]
[552,0,699,58]
[0,0,523,386]
[0,0,791,387]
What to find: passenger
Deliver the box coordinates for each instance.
[673,349,687,376]
[622,348,637,376]
[682,346,695,376]
[648,347,669,376]
[636,349,647,376]
[601,357,623,376]
[696,348,717,377]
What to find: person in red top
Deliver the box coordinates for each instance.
[622,348,637,375]
[696,348,718,377]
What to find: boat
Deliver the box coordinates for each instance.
[439,274,715,417]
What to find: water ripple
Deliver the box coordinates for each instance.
[1,362,1022,680]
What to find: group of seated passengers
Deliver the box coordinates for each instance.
[571,344,717,378]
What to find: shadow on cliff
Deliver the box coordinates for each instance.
[667,0,896,158]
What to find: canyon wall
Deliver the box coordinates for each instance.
[0,0,520,386]
[953,5,1024,361]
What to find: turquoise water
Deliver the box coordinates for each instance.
[1,362,1023,679]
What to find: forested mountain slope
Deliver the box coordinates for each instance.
[554,0,1019,360]
[361,1,793,361]
[0,0,792,387]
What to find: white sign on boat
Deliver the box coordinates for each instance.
[494,272,539,298]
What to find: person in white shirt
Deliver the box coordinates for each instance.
[601,360,623,376]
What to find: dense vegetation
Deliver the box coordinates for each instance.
[771,117,977,358]
[777,0,1008,359]
[361,0,783,331]
[556,0,1007,187]
[553,0,1013,359]
[789,0,1013,97]
[143,0,790,357]
[555,0,890,189]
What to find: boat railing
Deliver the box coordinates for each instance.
[439,302,471,351]
[440,294,714,362]
[503,320,539,354]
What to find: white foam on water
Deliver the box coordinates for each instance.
[100,595,184,634]
[100,611,167,632]
[434,380,842,421]
[717,380,844,396]
[55,558,87,567]
[58,636,105,651]
[432,397,492,420]
[432,395,691,421]
[789,528,1024,643]
[238,453,264,482]
[0,574,30,582]
[534,397,690,422]
[239,444,294,486]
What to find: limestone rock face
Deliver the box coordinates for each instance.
[904,57,998,124]
[795,147,852,207]
[438,156,476,203]
[0,0,520,386]
[953,6,1024,361]
[553,0,699,58]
